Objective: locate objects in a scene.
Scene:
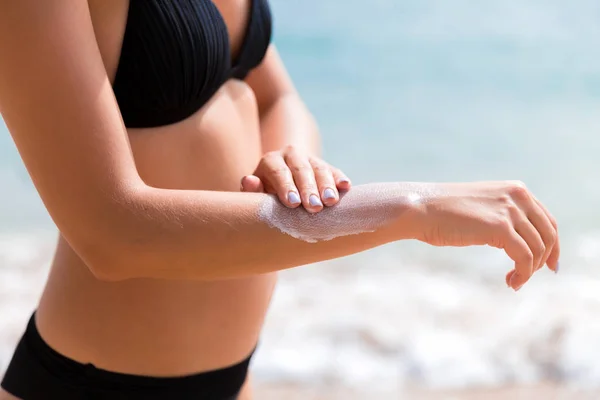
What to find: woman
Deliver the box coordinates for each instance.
[0,1,559,399]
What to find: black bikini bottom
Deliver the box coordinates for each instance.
[1,313,253,400]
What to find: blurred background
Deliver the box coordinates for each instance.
[2,0,600,398]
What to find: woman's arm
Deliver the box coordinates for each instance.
[0,1,419,282]
[246,46,321,155]
[0,1,558,289]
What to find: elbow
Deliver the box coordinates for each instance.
[71,230,139,282]
[84,247,133,282]
[59,185,151,282]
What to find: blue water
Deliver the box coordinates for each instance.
[2,0,600,391]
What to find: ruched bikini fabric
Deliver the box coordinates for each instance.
[113,0,272,128]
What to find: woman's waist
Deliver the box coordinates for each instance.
[7,312,254,398]
[36,257,277,376]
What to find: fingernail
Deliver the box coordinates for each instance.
[323,188,336,200]
[555,262,560,274]
[338,177,351,185]
[309,194,323,207]
[288,191,301,205]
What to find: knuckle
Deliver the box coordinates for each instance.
[519,249,534,266]
[290,164,312,174]
[537,243,546,256]
[267,165,291,178]
[504,201,520,215]
[300,182,318,193]
[283,145,303,158]
[310,161,329,173]
[491,217,512,232]
[259,153,282,169]
[262,151,281,162]
[499,193,513,205]
[507,181,530,200]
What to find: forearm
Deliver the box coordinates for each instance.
[93,182,429,281]
[259,93,322,155]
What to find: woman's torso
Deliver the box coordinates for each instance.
[34,0,278,377]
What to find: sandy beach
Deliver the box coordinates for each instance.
[254,383,599,400]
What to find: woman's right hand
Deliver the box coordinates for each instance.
[415,181,559,291]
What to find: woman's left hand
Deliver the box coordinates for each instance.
[240,145,352,213]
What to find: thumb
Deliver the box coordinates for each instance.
[240,175,265,193]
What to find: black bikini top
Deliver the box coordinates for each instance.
[112,0,272,128]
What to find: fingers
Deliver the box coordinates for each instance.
[284,150,325,212]
[532,195,560,272]
[501,182,560,291]
[502,229,534,291]
[254,153,303,208]
[524,203,556,273]
[308,157,340,207]
[512,211,546,273]
[252,147,349,213]
[510,186,559,273]
[331,167,352,192]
